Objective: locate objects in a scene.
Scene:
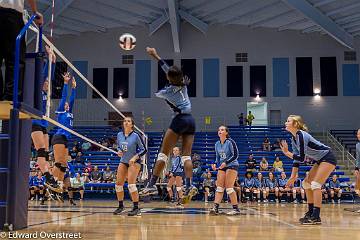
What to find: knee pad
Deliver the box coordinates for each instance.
[128,184,137,193]
[156,153,168,163]
[176,186,182,192]
[302,180,311,190]
[37,148,46,158]
[216,186,224,193]
[226,188,235,195]
[181,156,191,165]
[115,185,124,193]
[311,181,322,190]
[45,151,50,161]
[167,187,172,191]
[54,162,67,172]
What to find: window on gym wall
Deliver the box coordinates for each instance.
[320,57,338,96]
[113,68,129,99]
[227,66,243,97]
[158,59,173,90]
[92,68,108,98]
[181,59,196,97]
[250,65,266,97]
[52,61,68,99]
[296,57,313,96]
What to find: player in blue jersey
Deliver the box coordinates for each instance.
[209,126,240,215]
[166,147,184,207]
[31,46,60,193]
[29,171,45,201]
[140,47,197,202]
[113,117,147,216]
[51,72,76,190]
[280,115,337,225]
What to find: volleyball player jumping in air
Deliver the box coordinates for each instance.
[31,46,61,195]
[51,72,76,193]
[140,47,197,201]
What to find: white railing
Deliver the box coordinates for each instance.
[326,131,356,169]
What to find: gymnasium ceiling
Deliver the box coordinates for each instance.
[26,0,360,51]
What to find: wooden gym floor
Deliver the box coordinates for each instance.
[14,200,360,240]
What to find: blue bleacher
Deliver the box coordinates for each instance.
[52,125,351,195]
[330,130,358,157]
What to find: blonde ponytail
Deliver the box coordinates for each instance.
[288,115,308,132]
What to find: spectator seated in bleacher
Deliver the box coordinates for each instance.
[81,141,91,152]
[100,139,109,152]
[262,138,271,151]
[271,138,281,151]
[68,173,85,205]
[253,172,266,203]
[273,156,284,173]
[202,171,215,203]
[82,168,91,183]
[278,171,291,203]
[259,157,269,171]
[245,154,257,172]
[242,171,255,202]
[292,178,305,204]
[102,165,115,183]
[321,183,329,203]
[90,166,102,183]
[192,161,203,177]
[84,161,92,173]
[29,171,45,201]
[191,152,201,164]
[328,174,342,204]
[265,172,279,202]
[70,145,83,165]
[201,168,211,179]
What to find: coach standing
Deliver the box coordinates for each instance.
[0,0,43,101]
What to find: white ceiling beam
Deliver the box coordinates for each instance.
[179,9,208,34]
[149,14,169,35]
[283,0,354,49]
[167,0,181,52]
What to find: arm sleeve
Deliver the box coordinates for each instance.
[136,134,147,157]
[159,59,170,74]
[225,139,239,165]
[155,85,172,99]
[56,83,68,112]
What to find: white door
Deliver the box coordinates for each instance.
[246,102,268,126]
